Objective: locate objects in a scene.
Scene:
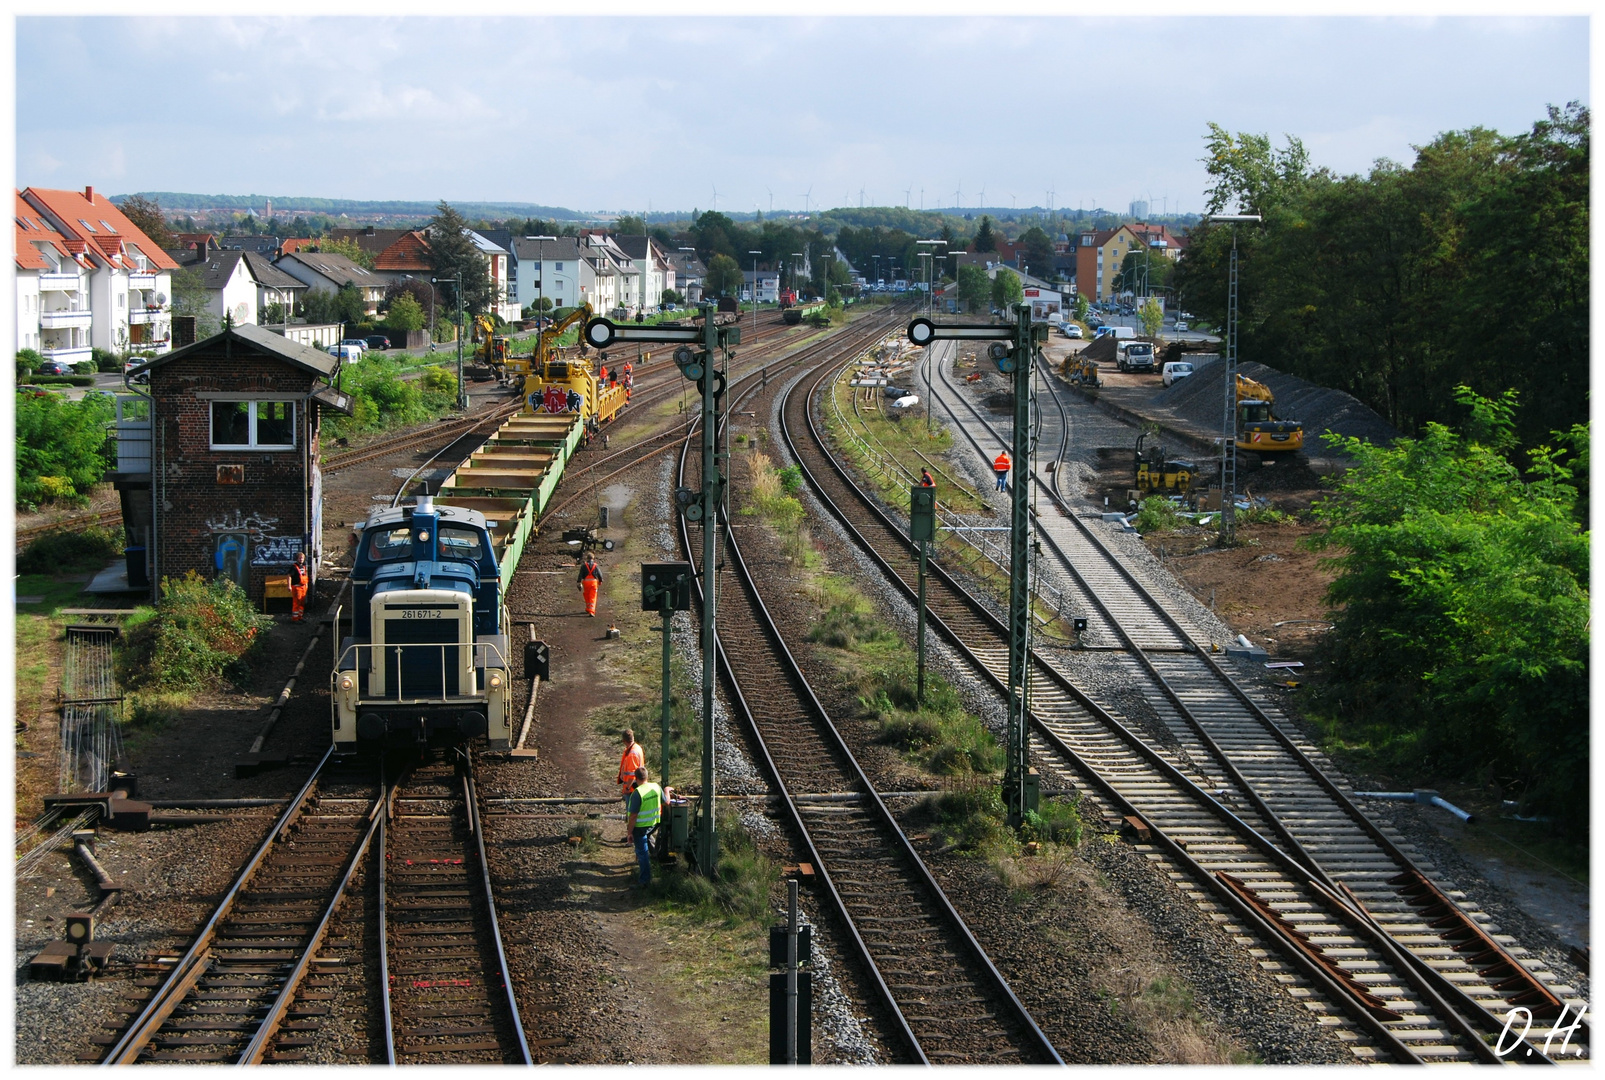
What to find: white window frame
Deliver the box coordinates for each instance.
[209,398,298,451]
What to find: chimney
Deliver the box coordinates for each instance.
[84,185,95,203]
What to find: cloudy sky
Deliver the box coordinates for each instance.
[14,15,1590,217]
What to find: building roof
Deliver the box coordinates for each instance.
[176,232,219,250]
[241,251,306,291]
[14,191,75,271]
[372,230,433,272]
[278,249,384,286]
[464,229,508,256]
[511,236,582,261]
[613,235,665,264]
[329,226,411,256]
[129,322,338,379]
[23,186,181,271]
[218,235,282,255]
[188,250,253,290]
[278,237,315,255]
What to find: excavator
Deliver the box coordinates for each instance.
[509,302,627,426]
[471,314,513,375]
[1235,374,1303,457]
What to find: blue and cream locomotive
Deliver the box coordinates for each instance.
[331,494,512,750]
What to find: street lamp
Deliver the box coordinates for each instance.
[526,235,556,376]
[431,272,466,410]
[1202,213,1261,543]
[748,250,762,336]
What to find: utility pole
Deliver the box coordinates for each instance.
[584,304,738,874]
[907,307,1044,826]
[1205,214,1260,543]
[432,272,465,410]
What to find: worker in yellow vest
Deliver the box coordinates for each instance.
[625,766,663,888]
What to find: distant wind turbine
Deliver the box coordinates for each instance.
[766,186,773,214]
[711,183,719,212]
[801,185,813,215]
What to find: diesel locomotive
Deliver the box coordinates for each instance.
[332,494,513,751]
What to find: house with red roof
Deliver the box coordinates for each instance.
[14,192,95,361]
[21,185,180,355]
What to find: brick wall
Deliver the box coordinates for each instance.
[150,341,323,607]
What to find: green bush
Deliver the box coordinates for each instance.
[73,360,97,375]
[777,464,803,495]
[1239,503,1290,525]
[420,365,458,397]
[1021,795,1084,847]
[91,347,120,372]
[16,347,43,372]
[647,812,778,926]
[325,355,451,439]
[119,571,270,692]
[1133,496,1184,532]
[16,390,115,508]
[17,526,124,574]
[919,786,1011,851]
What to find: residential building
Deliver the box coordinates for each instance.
[187,250,264,327]
[578,232,636,314]
[218,235,283,257]
[510,236,583,313]
[478,228,516,308]
[740,270,781,304]
[614,235,670,313]
[275,250,387,315]
[15,192,94,360]
[465,230,520,322]
[669,250,706,303]
[241,253,307,319]
[22,185,177,355]
[1073,223,1185,303]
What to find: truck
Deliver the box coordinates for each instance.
[1236,374,1304,456]
[1116,340,1156,373]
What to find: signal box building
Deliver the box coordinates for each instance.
[118,324,353,606]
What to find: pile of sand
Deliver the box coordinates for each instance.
[1153,357,1400,453]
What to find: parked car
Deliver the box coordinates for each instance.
[17,383,54,397]
[37,359,76,376]
[1060,324,1083,339]
[1174,321,1189,333]
[339,338,368,354]
[365,335,390,351]
[1162,361,1195,388]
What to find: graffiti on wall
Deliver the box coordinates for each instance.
[214,533,249,587]
[205,509,280,541]
[251,535,304,567]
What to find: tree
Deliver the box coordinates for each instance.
[991,268,1023,310]
[956,265,990,312]
[316,236,376,270]
[385,293,425,333]
[661,288,682,306]
[119,195,174,250]
[15,391,116,507]
[334,283,367,325]
[1310,388,1589,829]
[1138,298,1164,338]
[1072,293,1090,322]
[1017,226,1054,278]
[384,278,436,329]
[426,201,495,316]
[170,266,220,339]
[705,254,743,298]
[261,302,287,325]
[614,215,647,235]
[973,215,998,252]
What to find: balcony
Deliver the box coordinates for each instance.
[41,344,92,364]
[129,308,169,326]
[39,308,93,330]
[129,272,157,288]
[39,272,80,292]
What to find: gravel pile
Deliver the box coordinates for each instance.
[1152,356,1401,452]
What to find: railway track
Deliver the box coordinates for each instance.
[786,346,1588,1064]
[94,749,381,1064]
[674,310,1061,1065]
[379,750,530,1065]
[942,344,1589,1058]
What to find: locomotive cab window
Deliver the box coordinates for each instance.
[210,399,296,449]
[437,526,484,561]
[365,527,414,562]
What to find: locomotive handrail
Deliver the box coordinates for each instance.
[333,641,510,703]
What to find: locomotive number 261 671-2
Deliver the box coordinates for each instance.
[400,609,445,619]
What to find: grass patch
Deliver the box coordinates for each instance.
[565,817,603,856]
[743,452,813,566]
[913,786,1016,855]
[646,812,780,928]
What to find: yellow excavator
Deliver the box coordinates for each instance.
[471,314,512,374]
[1236,374,1303,456]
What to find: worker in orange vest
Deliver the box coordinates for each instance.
[920,468,935,487]
[288,551,308,623]
[577,550,603,616]
[617,728,644,842]
[993,450,1011,491]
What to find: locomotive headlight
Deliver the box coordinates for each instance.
[339,675,354,692]
[488,672,503,690]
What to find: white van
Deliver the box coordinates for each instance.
[329,343,364,363]
[1162,361,1195,387]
